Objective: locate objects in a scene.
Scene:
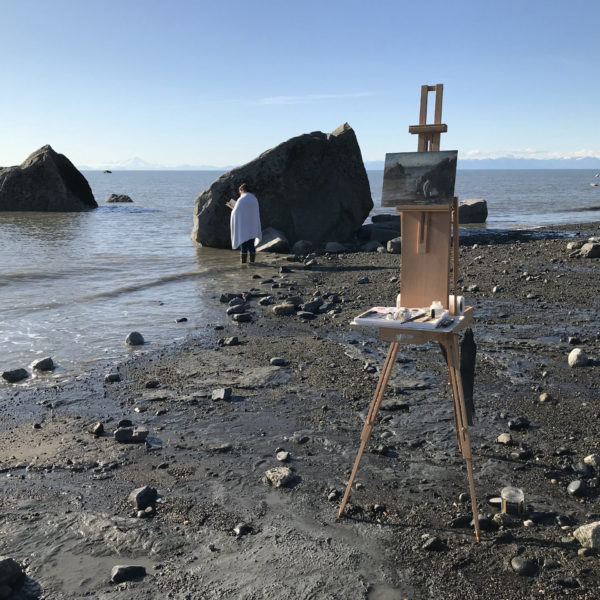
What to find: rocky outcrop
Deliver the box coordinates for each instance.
[459,198,488,224]
[191,124,373,248]
[106,194,133,203]
[0,145,97,211]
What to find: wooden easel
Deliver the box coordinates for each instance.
[338,84,481,541]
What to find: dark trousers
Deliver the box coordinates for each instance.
[240,239,255,263]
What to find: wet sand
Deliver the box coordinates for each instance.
[1,222,600,599]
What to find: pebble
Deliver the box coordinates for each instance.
[584,454,600,467]
[507,416,530,431]
[264,466,294,488]
[557,577,580,588]
[125,331,145,346]
[232,312,252,323]
[568,348,588,368]
[573,521,600,549]
[128,485,158,510]
[234,523,252,537]
[113,426,149,444]
[226,304,248,315]
[276,451,290,462]
[422,536,446,551]
[110,565,146,583]
[327,490,340,502]
[32,356,54,371]
[89,422,104,437]
[567,480,586,497]
[222,336,239,347]
[1,368,29,383]
[104,372,121,383]
[270,357,287,366]
[523,519,534,527]
[212,388,232,402]
[538,392,552,403]
[510,556,537,576]
[357,277,370,284]
[272,303,296,316]
[497,433,513,445]
[175,317,188,323]
[145,379,160,388]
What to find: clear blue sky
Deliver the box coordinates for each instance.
[2,0,599,167]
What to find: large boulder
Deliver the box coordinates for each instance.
[0,145,97,211]
[459,198,487,224]
[191,123,372,248]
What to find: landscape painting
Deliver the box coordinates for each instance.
[381,150,458,207]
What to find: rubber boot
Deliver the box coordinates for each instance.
[241,252,247,264]
[249,252,256,263]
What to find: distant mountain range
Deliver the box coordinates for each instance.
[78,156,600,171]
[77,156,234,171]
[365,157,600,170]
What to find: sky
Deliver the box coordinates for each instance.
[1,0,599,168]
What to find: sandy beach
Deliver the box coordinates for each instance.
[2,221,600,600]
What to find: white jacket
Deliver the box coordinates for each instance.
[230,192,262,249]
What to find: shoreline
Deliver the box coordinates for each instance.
[1,222,600,598]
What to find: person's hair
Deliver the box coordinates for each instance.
[239,183,249,193]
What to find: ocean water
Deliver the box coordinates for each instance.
[1,169,599,381]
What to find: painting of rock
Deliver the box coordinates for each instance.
[381,150,458,208]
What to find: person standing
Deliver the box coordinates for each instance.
[227,183,262,264]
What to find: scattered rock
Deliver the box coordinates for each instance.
[422,536,447,551]
[256,227,290,253]
[325,242,347,253]
[128,485,158,510]
[291,240,313,255]
[106,194,133,203]
[175,317,188,323]
[114,426,149,444]
[89,422,104,437]
[264,466,295,488]
[497,433,513,445]
[232,312,252,323]
[357,276,370,284]
[233,523,252,537]
[567,480,586,497]
[222,336,239,347]
[510,556,537,576]
[126,331,145,346]
[568,348,588,368]
[272,303,296,316]
[110,565,146,583]
[584,454,600,467]
[1,368,28,383]
[0,556,24,597]
[276,451,290,462]
[579,242,600,258]
[459,198,488,224]
[538,392,552,403]
[32,356,54,371]
[104,372,121,383]
[574,522,600,549]
[270,357,287,366]
[386,237,402,254]
[507,416,530,431]
[212,388,232,402]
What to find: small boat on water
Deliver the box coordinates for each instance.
[103,169,112,174]
[591,183,599,187]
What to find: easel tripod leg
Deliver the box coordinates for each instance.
[338,342,400,517]
[447,335,481,542]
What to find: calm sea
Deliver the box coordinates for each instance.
[1,169,599,382]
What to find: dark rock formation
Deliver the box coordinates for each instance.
[191,124,373,248]
[459,198,488,224]
[0,145,97,211]
[106,194,133,203]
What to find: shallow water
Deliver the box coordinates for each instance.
[1,168,599,382]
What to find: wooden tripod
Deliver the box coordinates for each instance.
[338,85,481,541]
